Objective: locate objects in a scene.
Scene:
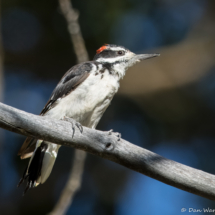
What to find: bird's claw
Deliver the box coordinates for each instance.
[108,129,113,135]
[75,122,83,133]
[108,129,121,141]
[63,117,83,138]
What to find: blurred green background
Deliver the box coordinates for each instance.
[1,0,215,214]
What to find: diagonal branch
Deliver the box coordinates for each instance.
[0,102,215,201]
[59,0,89,63]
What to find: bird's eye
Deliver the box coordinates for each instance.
[117,51,124,55]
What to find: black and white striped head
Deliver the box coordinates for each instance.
[93,44,159,75]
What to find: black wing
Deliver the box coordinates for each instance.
[18,62,93,158]
[40,62,92,115]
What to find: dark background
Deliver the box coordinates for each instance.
[1,0,215,214]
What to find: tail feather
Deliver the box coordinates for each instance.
[17,166,28,188]
[18,141,60,195]
[20,142,37,159]
[40,150,58,184]
[27,142,48,185]
[18,137,37,157]
[18,142,48,194]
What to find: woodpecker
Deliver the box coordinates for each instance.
[17,44,159,194]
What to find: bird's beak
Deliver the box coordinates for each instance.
[134,53,160,61]
[127,53,160,68]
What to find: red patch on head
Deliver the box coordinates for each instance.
[96,45,108,54]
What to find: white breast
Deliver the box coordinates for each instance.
[45,68,120,129]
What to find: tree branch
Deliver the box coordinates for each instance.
[0,102,215,201]
[49,150,86,215]
[59,0,89,63]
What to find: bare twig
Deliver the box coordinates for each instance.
[1,102,215,201]
[50,0,89,214]
[49,150,86,215]
[59,0,89,63]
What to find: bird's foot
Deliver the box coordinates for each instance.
[107,129,121,141]
[62,117,83,138]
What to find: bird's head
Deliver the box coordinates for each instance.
[93,44,159,77]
